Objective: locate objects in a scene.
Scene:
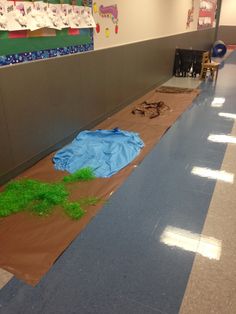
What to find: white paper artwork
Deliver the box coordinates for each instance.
[0,1,7,31]
[60,4,70,28]
[7,1,28,31]
[24,1,46,31]
[47,3,62,30]
[80,6,96,28]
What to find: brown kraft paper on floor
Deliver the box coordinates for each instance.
[0,87,200,286]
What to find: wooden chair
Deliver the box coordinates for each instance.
[200,51,220,81]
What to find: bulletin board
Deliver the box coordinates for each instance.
[0,0,93,66]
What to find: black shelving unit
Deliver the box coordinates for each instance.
[173,48,207,77]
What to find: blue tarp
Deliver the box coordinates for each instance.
[53,128,144,178]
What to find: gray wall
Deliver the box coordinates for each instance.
[0,28,215,184]
[217,26,236,44]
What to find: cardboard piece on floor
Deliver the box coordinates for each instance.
[0,87,200,286]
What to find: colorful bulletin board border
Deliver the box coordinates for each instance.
[0,0,94,67]
[0,41,93,66]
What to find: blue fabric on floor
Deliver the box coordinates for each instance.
[53,128,144,178]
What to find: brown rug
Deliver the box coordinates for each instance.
[0,86,200,286]
[156,86,196,93]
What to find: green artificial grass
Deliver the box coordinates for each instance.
[63,202,85,220]
[0,168,99,220]
[0,180,68,217]
[79,197,100,206]
[63,167,96,183]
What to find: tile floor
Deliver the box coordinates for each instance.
[1,52,236,314]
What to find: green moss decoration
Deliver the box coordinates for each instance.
[63,167,96,183]
[0,180,68,217]
[63,197,100,219]
[63,202,85,220]
[79,197,100,206]
[0,168,99,220]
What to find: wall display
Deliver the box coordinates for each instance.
[93,1,98,14]
[105,26,109,38]
[80,6,95,27]
[69,5,82,28]
[0,1,96,32]
[93,3,119,36]
[99,4,118,24]
[60,3,70,28]
[95,21,100,33]
[98,4,118,35]
[0,41,93,65]
[186,0,194,28]
[0,1,7,30]
[0,0,94,66]
[69,5,95,29]
[7,1,28,31]
[198,0,217,29]
[24,2,48,31]
[93,0,201,51]
[47,3,63,30]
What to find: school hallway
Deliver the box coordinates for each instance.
[1,48,236,314]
